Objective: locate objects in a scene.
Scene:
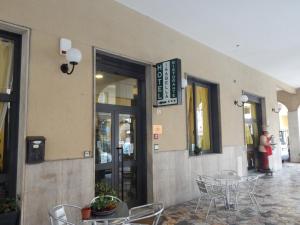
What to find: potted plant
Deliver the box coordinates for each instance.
[91,182,118,216]
[194,146,202,155]
[81,205,91,220]
[91,196,117,216]
[0,198,19,225]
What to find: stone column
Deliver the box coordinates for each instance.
[288,111,300,162]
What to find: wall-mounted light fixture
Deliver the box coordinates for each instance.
[60,48,82,75]
[181,75,188,89]
[234,94,248,107]
[272,103,282,113]
[95,74,104,79]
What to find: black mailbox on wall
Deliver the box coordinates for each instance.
[26,136,46,164]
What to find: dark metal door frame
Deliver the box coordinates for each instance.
[95,104,143,206]
[95,50,147,206]
[242,92,264,170]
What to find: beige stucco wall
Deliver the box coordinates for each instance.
[0,0,293,159]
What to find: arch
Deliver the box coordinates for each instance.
[277,90,300,112]
[279,102,288,130]
[279,102,288,114]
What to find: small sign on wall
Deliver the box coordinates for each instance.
[153,125,163,135]
[155,58,182,106]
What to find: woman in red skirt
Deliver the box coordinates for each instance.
[259,129,272,171]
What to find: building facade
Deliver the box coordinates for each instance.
[0,0,295,224]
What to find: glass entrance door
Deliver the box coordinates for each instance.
[117,113,138,205]
[95,51,146,207]
[243,95,263,170]
[95,108,142,207]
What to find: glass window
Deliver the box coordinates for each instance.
[95,71,138,106]
[195,86,211,151]
[95,112,112,164]
[0,32,21,198]
[187,85,195,152]
[187,78,221,155]
[119,114,136,161]
[0,38,14,93]
[0,102,9,173]
[244,102,259,148]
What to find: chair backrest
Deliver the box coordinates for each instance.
[128,202,164,225]
[49,204,81,225]
[196,179,209,194]
[246,175,259,193]
[196,178,225,198]
[199,175,221,185]
[220,170,237,176]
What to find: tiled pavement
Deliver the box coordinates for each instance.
[160,163,300,225]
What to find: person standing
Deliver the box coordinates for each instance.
[259,128,273,171]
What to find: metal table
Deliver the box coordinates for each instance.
[83,202,129,225]
[213,174,241,210]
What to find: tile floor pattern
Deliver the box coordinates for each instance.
[159,163,300,225]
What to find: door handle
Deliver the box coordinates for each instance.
[116,146,124,200]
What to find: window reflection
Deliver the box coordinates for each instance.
[119,114,136,160]
[121,165,137,204]
[95,169,112,186]
[0,38,14,93]
[95,71,138,106]
[95,112,112,164]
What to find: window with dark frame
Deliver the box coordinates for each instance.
[187,76,222,155]
[0,30,21,198]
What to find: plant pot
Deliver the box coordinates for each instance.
[81,207,91,220]
[0,210,20,225]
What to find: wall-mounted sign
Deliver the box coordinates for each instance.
[155,58,182,106]
[153,125,163,135]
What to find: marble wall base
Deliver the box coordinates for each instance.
[21,158,94,225]
[152,146,247,207]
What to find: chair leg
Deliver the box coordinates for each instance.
[206,199,213,221]
[195,196,202,213]
[248,193,255,207]
[234,194,239,211]
[251,194,261,212]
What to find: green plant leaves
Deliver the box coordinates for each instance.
[0,198,17,214]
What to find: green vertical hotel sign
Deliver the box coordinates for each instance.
[156,58,182,106]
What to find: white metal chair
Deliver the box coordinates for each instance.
[199,175,217,182]
[220,170,237,176]
[126,202,164,225]
[237,175,261,212]
[195,179,226,220]
[49,204,82,225]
